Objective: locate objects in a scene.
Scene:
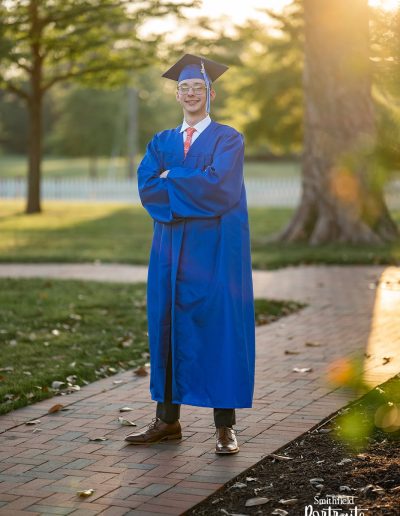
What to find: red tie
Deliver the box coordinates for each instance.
[184,127,196,158]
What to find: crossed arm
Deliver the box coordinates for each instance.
[137,131,244,223]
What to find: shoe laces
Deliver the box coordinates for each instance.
[215,426,237,439]
[147,417,159,431]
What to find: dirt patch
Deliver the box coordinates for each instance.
[188,377,400,516]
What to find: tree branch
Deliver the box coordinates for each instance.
[42,62,135,91]
[7,55,32,73]
[1,81,30,101]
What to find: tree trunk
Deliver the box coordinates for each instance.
[26,0,43,214]
[26,94,42,214]
[277,0,398,244]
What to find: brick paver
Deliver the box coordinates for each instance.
[0,264,399,515]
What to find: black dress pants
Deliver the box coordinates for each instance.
[156,337,236,428]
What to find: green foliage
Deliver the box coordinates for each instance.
[220,0,304,155]
[0,0,195,96]
[335,375,400,449]
[48,87,124,157]
[220,0,400,165]
[370,7,400,172]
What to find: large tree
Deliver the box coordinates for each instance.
[277,0,398,244]
[0,0,193,213]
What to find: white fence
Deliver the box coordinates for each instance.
[1,177,399,209]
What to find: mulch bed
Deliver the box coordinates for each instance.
[188,376,400,516]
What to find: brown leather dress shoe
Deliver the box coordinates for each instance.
[125,417,182,444]
[215,426,239,454]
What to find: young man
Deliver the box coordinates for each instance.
[126,54,255,454]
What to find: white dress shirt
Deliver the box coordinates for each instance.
[160,115,212,178]
[180,114,212,145]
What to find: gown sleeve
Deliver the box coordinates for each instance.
[165,130,244,218]
[137,135,177,224]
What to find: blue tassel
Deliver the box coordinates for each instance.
[200,60,211,114]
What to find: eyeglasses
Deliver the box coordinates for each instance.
[177,85,207,95]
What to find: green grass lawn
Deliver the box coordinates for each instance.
[0,200,399,269]
[0,277,303,415]
[0,155,300,179]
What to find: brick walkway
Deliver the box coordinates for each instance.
[0,264,399,515]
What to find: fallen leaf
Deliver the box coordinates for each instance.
[220,512,247,516]
[337,458,352,466]
[118,417,137,426]
[254,484,273,494]
[88,437,107,442]
[279,499,298,505]
[134,366,148,377]
[66,375,77,384]
[77,489,94,497]
[66,385,80,392]
[119,337,133,348]
[32,428,42,433]
[245,497,270,507]
[51,381,65,390]
[293,367,313,373]
[25,419,41,425]
[310,478,324,486]
[272,510,289,516]
[318,428,332,434]
[119,407,134,412]
[211,498,224,505]
[48,403,64,414]
[246,477,258,482]
[382,356,392,364]
[0,367,14,372]
[284,350,300,355]
[113,380,123,385]
[230,482,247,489]
[269,454,293,461]
[390,485,400,492]
[108,367,117,373]
[339,486,352,492]
[305,341,321,347]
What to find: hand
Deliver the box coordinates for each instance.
[160,170,169,178]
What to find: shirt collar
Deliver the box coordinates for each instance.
[180,114,212,134]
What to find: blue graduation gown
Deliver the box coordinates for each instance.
[137,120,255,408]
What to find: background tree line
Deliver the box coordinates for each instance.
[1,1,398,166]
[0,0,399,243]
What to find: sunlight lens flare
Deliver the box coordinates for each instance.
[369,0,400,10]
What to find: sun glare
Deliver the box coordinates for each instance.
[140,0,399,38]
[369,0,400,10]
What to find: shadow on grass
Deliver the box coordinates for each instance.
[0,203,399,269]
